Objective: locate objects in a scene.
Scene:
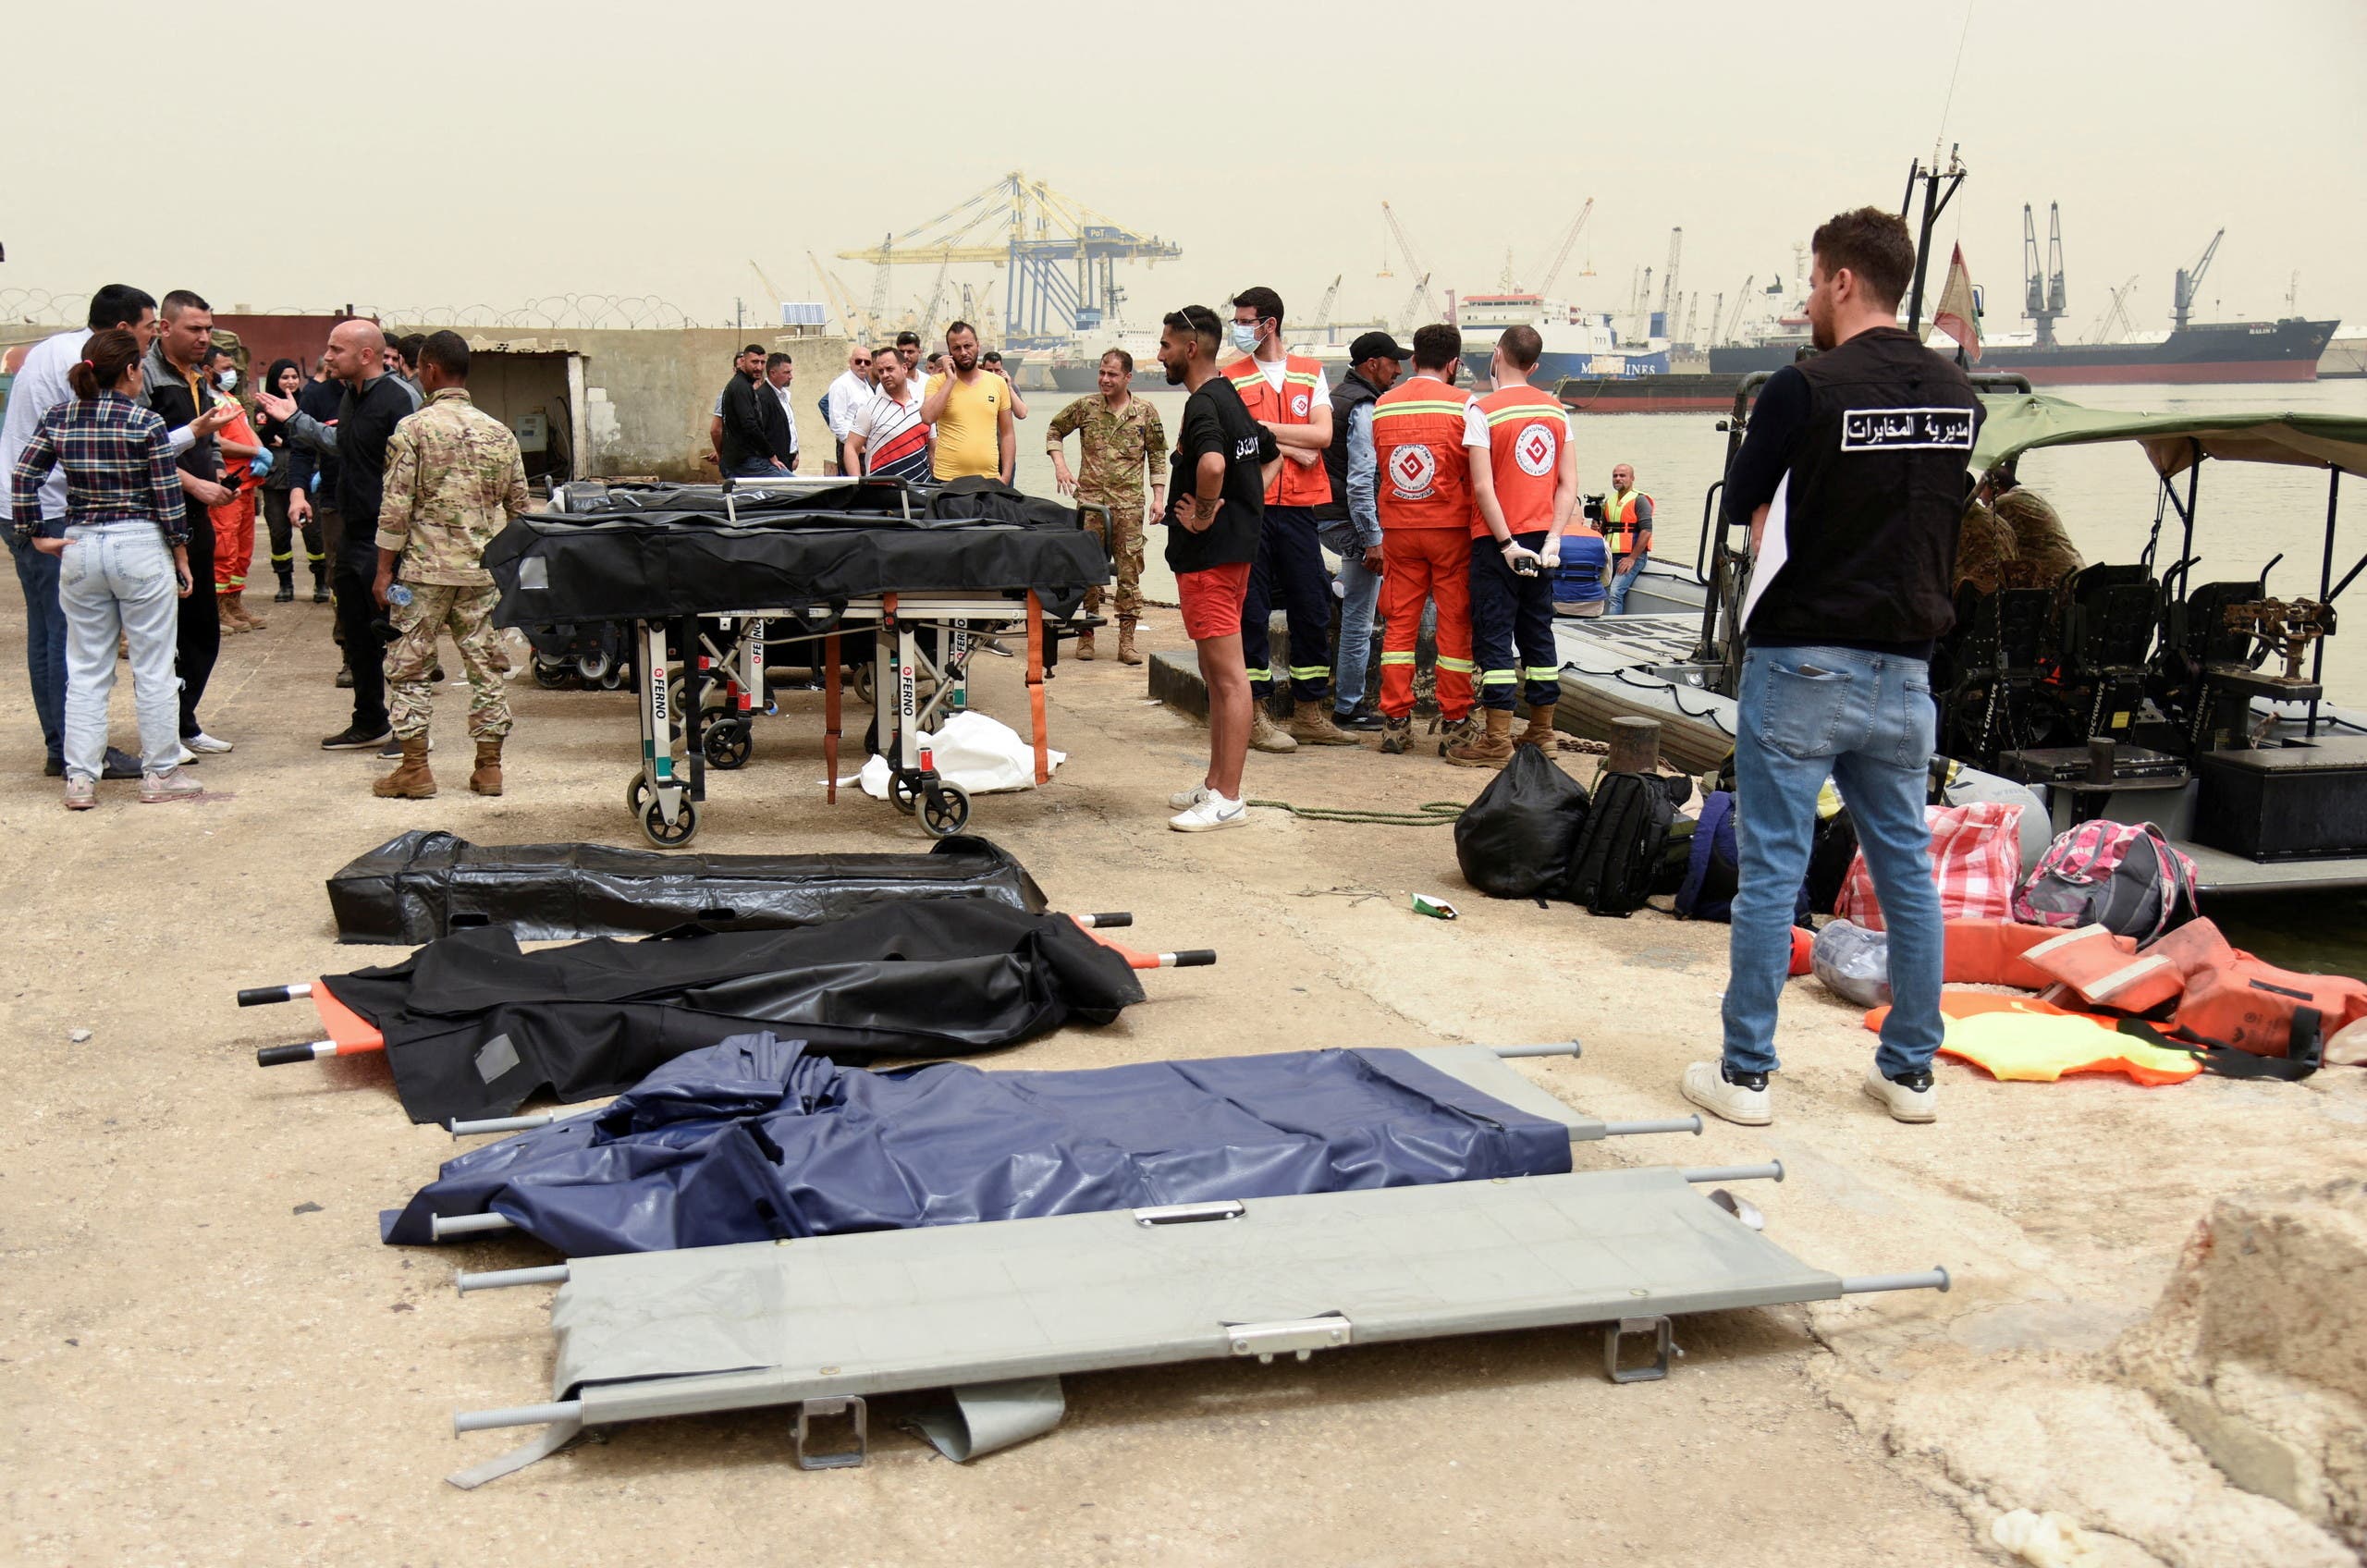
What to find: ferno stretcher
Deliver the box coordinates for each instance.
[485,479,1112,848]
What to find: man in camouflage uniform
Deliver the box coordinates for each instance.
[1955,496,2018,596]
[370,330,532,800]
[1045,348,1165,664]
[1992,479,2084,590]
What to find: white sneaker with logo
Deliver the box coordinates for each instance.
[1169,781,1211,810]
[1169,792,1247,833]
[184,730,234,754]
[1680,1060,1772,1126]
[1862,1065,1938,1123]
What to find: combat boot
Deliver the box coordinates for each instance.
[469,737,504,797]
[1379,716,1413,754]
[274,569,296,604]
[372,736,436,799]
[1445,707,1516,769]
[1287,699,1360,746]
[234,591,266,631]
[1117,617,1142,665]
[217,591,255,632]
[1433,713,1481,756]
[1248,704,1298,753]
[1074,629,1097,661]
[311,563,329,603]
[1516,703,1559,750]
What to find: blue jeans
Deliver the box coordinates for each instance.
[1606,552,1648,615]
[1317,519,1381,715]
[10,530,68,766]
[58,521,184,778]
[1723,643,1943,1080]
[730,458,784,479]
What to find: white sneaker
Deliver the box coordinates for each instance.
[1169,781,1211,810]
[1680,1060,1772,1126]
[140,768,204,803]
[1169,792,1248,833]
[185,730,234,754]
[175,743,199,766]
[1862,1065,1938,1123]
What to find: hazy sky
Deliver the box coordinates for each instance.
[5,0,2361,338]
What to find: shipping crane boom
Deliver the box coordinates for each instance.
[837,172,1182,349]
[1531,199,1594,297]
[2172,228,2224,330]
[1393,273,1436,337]
[1311,274,1343,330]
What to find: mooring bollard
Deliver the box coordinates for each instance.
[1606,716,1662,775]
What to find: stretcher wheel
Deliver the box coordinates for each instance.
[598,665,629,691]
[919,782,971,839]
[703,718,753,770]
[532,657,571,690]
[641,794,699,848]
[888,769,921,815]
[625,772,653,815]
[852,664,877,706]
[577,650,614,683]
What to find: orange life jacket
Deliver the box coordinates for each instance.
[1477,385,1566,539]
[1371,374,1477,532]
[1223,353,1332,509]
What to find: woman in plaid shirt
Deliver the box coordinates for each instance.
[7,328,204,807]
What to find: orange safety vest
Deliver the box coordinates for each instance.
[1371,374,1477,532]
[1223,353,1332,508]
[1477,385,1566,539]
[1603,487,1653,554]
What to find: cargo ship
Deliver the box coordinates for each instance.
[1709,317,2337,384]
[1453,293,1669,386]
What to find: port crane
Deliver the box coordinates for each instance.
[1311,274,1342,330]
[2021,202,2067,349]
[837,173,1181,350]
[1392,273,1435,337]
[1528,199,1594,297]
[2171,228,2223,330]
[2088,275,2140,345]
[1657,227,1683,328]
[801,252,875,339]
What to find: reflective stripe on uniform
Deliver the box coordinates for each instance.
[1435,655,1477,674]
[1380,650,1417,666]
[1525,667,1562,681]
[1372,400,1468,420]
[1288,664,1331,680]
[1480,669,1518,685]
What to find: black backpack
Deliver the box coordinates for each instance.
[1453,744,1593,900]
[1566,771,1677,916]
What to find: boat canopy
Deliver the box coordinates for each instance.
[1971,394,2367,481]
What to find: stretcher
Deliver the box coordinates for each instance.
[489,477,1111,848]
[239,903,1196,1123]
[393,1039,1705,1254]
[448,1135,1946,1485]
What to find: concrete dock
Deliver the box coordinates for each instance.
[2,591,2358,1568]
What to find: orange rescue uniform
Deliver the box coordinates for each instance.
[1371,373,1481,722]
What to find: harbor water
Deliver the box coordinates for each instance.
[1014,376,2366,974]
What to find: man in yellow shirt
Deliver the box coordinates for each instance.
[917,321,1015,482]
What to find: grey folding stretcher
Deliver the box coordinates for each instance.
[446,1047,1946,1486]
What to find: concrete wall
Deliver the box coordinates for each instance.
[448,327,847,482]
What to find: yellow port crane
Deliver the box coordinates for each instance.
[837,172,1182,349]
[1529,198,1594,297]
[1379,202,1440,325]
[801,251,875,339]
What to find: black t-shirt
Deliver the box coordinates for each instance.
[1162,376,1276,574]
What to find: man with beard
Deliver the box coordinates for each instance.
[1680,206,1981,1131]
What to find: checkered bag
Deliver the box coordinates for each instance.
[1835,801,2024,932]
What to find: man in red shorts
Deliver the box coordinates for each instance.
[1155,304,1279,832]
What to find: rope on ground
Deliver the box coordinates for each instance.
[1247,798,1466,827]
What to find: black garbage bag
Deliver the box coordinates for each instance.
[382,1033,1576,1254]
[1453,744,1592,899]
[316,901,1146,1124]
[325,830,1047,944]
